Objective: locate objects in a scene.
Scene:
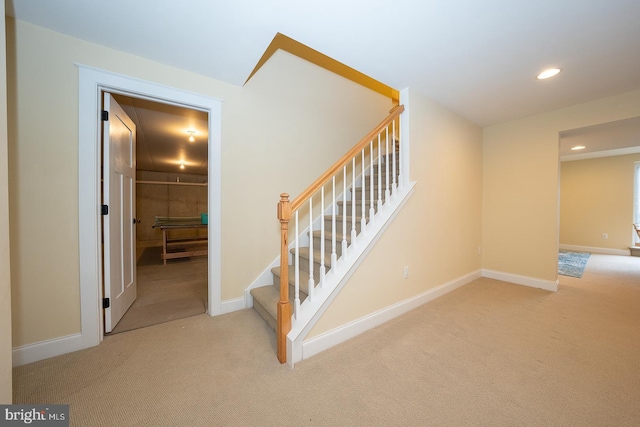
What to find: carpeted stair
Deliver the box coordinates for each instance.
[251,154,399,331]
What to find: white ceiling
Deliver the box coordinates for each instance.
[7,0,640,168]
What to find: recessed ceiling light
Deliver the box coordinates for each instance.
[187,130,196,142]
[536,68,562,80]
[570,145,586,151]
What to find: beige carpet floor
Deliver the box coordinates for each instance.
[12,254,640,426]
[109,247,207,334]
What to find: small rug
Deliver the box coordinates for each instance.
[558,250,591,278]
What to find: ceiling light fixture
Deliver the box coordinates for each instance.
[570,145,586,151]
[536,68,562,80]
[187,130,196,142]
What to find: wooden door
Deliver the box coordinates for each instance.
[103,93,137,332]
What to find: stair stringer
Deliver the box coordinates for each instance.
[287,181,416,367]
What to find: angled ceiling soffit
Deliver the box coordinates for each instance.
[245,33,399,103]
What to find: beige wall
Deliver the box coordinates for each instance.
[483,90,640,281]
[1,1,13,403]
[309,89,483,336]
[7,19,393,348]
[560,154,640,250]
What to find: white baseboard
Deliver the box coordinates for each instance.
[302,269,482,361]
[220,297,246,315]
[559,244,630,256]
[14,297,247,367]
[482,269,558,292]
[12,333,88,367]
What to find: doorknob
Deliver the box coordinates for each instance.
[133,218,141,224]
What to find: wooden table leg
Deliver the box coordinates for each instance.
[162,229,167,265]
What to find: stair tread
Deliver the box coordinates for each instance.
[324,215,369,226]
[350,181,397,193]
[296,247,335,266]
[271,266,312,296]
[311,229,353,242]
[250,285,282,322]
[324,213,368,220]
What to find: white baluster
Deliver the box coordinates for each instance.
[308,198,314,302]
[320,186,326,285]
[369,141,375,222]
[385,126,390,201]
[294,211,300,319]
[377,134,383,210]
[361,149,367,233]
[351,157,357,245]
[342,166,348,257]
[392,119,397,194]
[331,176,337,268]
[398,115,404,189]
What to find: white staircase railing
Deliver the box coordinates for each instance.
[276,105,408,364]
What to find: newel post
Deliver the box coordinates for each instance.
[277,193,292,364]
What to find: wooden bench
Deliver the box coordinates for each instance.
[153,216,207,265]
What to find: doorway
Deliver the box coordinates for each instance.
[558,117,640,257]
[105,93,210,334]
[78,65,222,348]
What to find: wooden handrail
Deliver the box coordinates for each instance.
[290,105,404,212]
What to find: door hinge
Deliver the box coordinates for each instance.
[101,205,109,215]
[102,298,110,309]
[101,110,109,121]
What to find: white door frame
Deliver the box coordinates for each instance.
[78,64,222,347]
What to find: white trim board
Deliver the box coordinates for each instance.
[482,269,559,292]
[12,334,84,367]
[74,65,223,360]
[12,297,241,367]
[559,244,630,256]
[302,269,481,361]
[302,267,560,363]
[220,297,246,315]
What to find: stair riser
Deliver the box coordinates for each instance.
[312,236,345,257]
[362,169,400,182]
[358,181,398,194]
[345,200,389,214]
[372,158,400,171]
[273,266,320,302]
[351,189,391,203]
[295,255,330,276]
[337,202,377,217]
[323,218,364,234]
[368,167,400,180]
[252,298,277,331]
[271,267,314,296]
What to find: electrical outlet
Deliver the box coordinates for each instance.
[602,233,608,239]
[403,266,409,279]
